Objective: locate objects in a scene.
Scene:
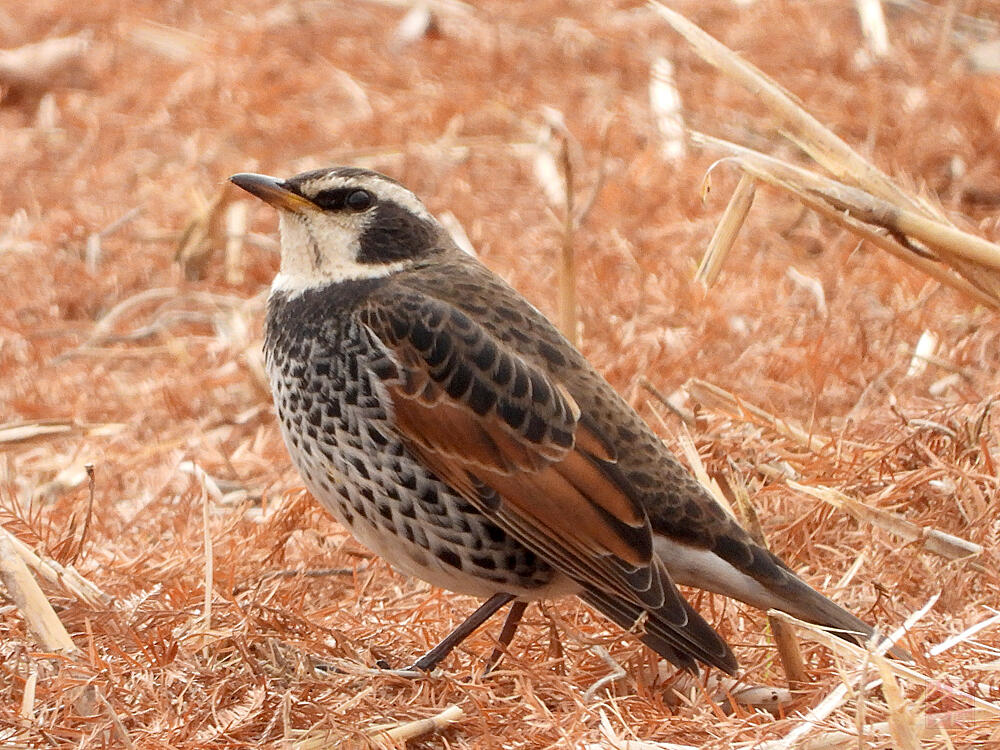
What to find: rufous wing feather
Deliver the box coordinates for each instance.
[363,291,662,602]
[360,287,738,672]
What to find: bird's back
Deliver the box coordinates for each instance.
[386,251,898,658]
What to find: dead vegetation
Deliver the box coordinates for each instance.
[1,1,999,747]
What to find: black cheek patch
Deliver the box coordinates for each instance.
[357,201,438,263]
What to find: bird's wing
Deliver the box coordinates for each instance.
[359,288,735,671]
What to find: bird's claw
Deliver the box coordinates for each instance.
[372,657,432,678]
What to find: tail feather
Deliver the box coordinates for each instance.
[653,536,911,661]
[763,571,912,660]
[581,587,738,675]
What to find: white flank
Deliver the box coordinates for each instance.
[654,537,787,613]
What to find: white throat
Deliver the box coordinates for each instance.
[271,211,409,296]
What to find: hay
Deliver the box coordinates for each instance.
[2,0,998,746]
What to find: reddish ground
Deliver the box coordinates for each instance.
[1,1,999,747]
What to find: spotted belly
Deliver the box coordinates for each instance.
[266,324,574,600]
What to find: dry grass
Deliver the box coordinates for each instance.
[2,0,999,747]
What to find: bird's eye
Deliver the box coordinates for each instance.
[311,187,377,212]
[345,189,374,211]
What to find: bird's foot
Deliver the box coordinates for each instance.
[371,657,433,679]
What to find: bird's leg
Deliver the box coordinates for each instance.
[483,600,528,674]
[408,592,516,672]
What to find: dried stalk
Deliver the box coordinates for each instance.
[727,473,808,689]
[224,200,249,285]
[757,709,988,750]
[0,534,78,653]
[651,2,1000,305]
[685,378,838,453]
[0,526,109,605]
[0,419,76,446]
[788,481,983,562]
[696,174,756,288]
[647,1,934,214]
[559,134,578,347]
[768,609,1000,716]
[367,704,464,746]
[0,33,91,88]
[640,377,696,426]
[872,650,922,750]
[689,132,1000,303]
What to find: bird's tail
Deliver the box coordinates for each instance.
[580,587,739,675]
[652,536,911,662]
[758,569,912,660]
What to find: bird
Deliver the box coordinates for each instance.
[230,166,905,675]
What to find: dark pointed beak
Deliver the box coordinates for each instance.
[229,173,315,212]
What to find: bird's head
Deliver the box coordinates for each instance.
[230,167,448,293]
